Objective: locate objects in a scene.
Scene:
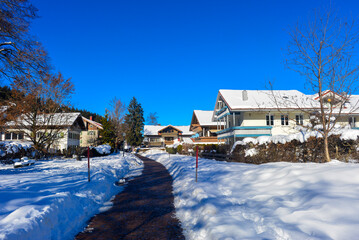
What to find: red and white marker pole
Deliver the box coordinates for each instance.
[196,146,198,182]
[87,146,90,182]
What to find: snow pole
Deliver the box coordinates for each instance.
[196,146,198,182]
[87,146,90,182]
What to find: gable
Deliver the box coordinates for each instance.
[158,125,182,134]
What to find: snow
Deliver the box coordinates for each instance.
[193,110,223,126]
[218,89,319,110]
[0,153,143,240]
[231,128,359,152]
[143,150,359,240]
[94,144,111,155]
[82,116,103,130]
[244,148,258,157]
[0,141,32,155]
[6,112,82,127]
[144,125,194,136]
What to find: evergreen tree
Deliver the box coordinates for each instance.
[124,97,144,146]
[99,111,116,148]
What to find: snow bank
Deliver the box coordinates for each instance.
[94,144,112,155]
[0,153,143,240]
[144,150,359,240]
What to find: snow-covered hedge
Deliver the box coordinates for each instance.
[0,141,36,164]
[231,129,359,163]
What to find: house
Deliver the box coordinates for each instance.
[80,116,103,147]
[0,112,86,152]
[213,89,359,146]
[143,125,194,147]
[189,110,224,144]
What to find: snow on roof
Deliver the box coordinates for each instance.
[144,125,194,136]
[193,110,219,126]
[82,116,103,130]
[218,90,319,110]
[333,95,359,114]
[6,112,83,127]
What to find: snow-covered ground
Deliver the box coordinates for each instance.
[144,150,359,240]
[0,153,143,240]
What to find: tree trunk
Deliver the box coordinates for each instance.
[324,135,331,162]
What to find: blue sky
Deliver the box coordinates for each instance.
[30,0,359,126]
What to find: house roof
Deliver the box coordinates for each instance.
[217,89,320,110]
[82,116,103,130]
[6,112,85,128]
[158,125,183,133]
[193,110,221,126]
[144,125,194,136]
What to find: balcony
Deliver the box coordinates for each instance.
[217,126,272,139]
[191,136,223,143]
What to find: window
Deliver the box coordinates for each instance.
[349,117,356,128]
[165,137,174,141]
[296,115,304,125]
[150,138,161,142]
[12,133,18,140]
[5,132,11,140]
[18,132,24,140]
[281,115,289,126]
[266,114,274,126]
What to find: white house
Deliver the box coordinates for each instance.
[213,89,359,145]
[0,112,86,152]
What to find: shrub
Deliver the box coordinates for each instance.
[230,134,359,164]
[177,145,183,154]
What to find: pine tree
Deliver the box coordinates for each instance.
[99,111,116,148]
[124,97,144,147]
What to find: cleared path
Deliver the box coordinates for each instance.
[76,154,185,240]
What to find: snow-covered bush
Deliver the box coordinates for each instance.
[231,133,359,164]
[0,141,37,164]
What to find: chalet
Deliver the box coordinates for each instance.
[80,116,103,147]
[143,125,194,147]
[0,112,86,152]
[213,89,359,146]
[190,110,224,144]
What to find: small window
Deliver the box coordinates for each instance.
[266,114,274,126]
[281,115,289,126]
[18,132,24,140]
[5,132,11,140]
[12,133,18,140]
[296,115,304,125]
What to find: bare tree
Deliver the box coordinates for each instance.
[108,97,127,150]
[283,9,359,162]
[4,71,74,153]
[0,0,49,82]
[147,112,159,125]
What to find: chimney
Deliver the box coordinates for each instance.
[90,116,93,121]
[242,90,248,101]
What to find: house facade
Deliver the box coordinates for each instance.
[190,110,224,144]
[0,112,86,152]
[80,116,103,147]
[213,90,359,146]
[143,125,194,147]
